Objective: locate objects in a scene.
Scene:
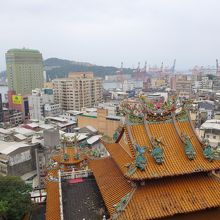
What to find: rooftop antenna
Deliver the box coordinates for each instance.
[172,59,176,73]
[160,62,164,71]
[120,62,123,71]
[116,61,124,88]
[138,62,140,71]
[144,61,147,72]
[135,62,141,80]
[216,59,219,76]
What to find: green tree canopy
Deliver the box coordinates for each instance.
[206,74,216,80]
[0,176,32,220]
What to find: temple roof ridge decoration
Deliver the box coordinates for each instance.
[107,98,220,181]
[90,157,220,220]
[89,97,220,219]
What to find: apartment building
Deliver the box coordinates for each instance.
[77,108,121,137]
[174,75,192,98]
[0,94,3,123]
[43,103,62,117]
[199,119,220,147]
[213,76,220,92]
[53,72,103,111]
[8,90,29,121]
[28,88,55,120]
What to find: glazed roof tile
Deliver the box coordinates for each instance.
[90,157,220,220]
[118,132,133,158]
[119,173,220,220]
[52,147,83,165]
[104,121,220,180]
[45,169,60,220]
[89,157,133,216]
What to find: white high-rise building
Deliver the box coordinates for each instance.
[53,72,103,111]
[28,88,55,120]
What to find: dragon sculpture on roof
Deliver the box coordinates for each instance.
[181,133,196,160]
[151,137,165,164]
[125,143,147,176]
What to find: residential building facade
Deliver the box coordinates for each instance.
[53,72,103,111]
[199,119,220,147]
[6,48,44,95]
[8,90,29,121]
[175,75,192,98]
[0,94,3,123]
[77,108,121,137]
[213,76,220,92]
[0,142,41,176]
[43,103,62,117]
[28,88,54,120]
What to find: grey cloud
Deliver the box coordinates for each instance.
[0,0,220,70]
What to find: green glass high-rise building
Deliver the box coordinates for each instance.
[6,48,44,95]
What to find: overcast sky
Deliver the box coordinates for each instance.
[0,0,220,70]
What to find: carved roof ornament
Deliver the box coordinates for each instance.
[113,126,123,142]
[63,153,69,161]
[202,139,217,162]
[119,96,181,123]
[181,133,196,160]
[125,143,147,176]
[59,134,83,162]
[151,137,165,164]
[203,144,215,162]
[134,144,147,171]
[119,101,144,117]
[112,189,136,220]
[142,97,177,123]
[119,101,144,124]
[182,99,193,111]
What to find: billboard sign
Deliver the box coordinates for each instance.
[12,95,22,105]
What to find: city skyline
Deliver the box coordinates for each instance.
[1,0,220,71]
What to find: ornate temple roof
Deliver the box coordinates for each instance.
[108,122,220,180]
[46,146,86,220]
[104,98,220,180]
[89,98,220,219]
[89,158,133,216]
[45,98,220,220]
[52,147,84,165]
[90,157,220,220]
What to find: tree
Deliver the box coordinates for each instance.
[0,176,32,220]
[206,74,216,80]
[0,201,8,220]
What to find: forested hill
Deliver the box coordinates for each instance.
[44,58,133,80]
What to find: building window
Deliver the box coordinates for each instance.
[213,136,216,139]
[206,135,210,138]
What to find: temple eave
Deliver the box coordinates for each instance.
[90,157,220,220]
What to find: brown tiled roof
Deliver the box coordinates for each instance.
[52,147,83,165]
[104,142,133,176]
[45,169,60,220]
[89,157,133,216]
[177,121,203,150]
[129,124,151,147]
[104,122,220,180]
[118,129,134,158]
[90,157,220,220]
[119,173,220,220]
[45,181,60,220]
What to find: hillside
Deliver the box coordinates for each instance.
[44,58,133,80]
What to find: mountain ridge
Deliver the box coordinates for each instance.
[44,58,133,81]
[0,58,133,82]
